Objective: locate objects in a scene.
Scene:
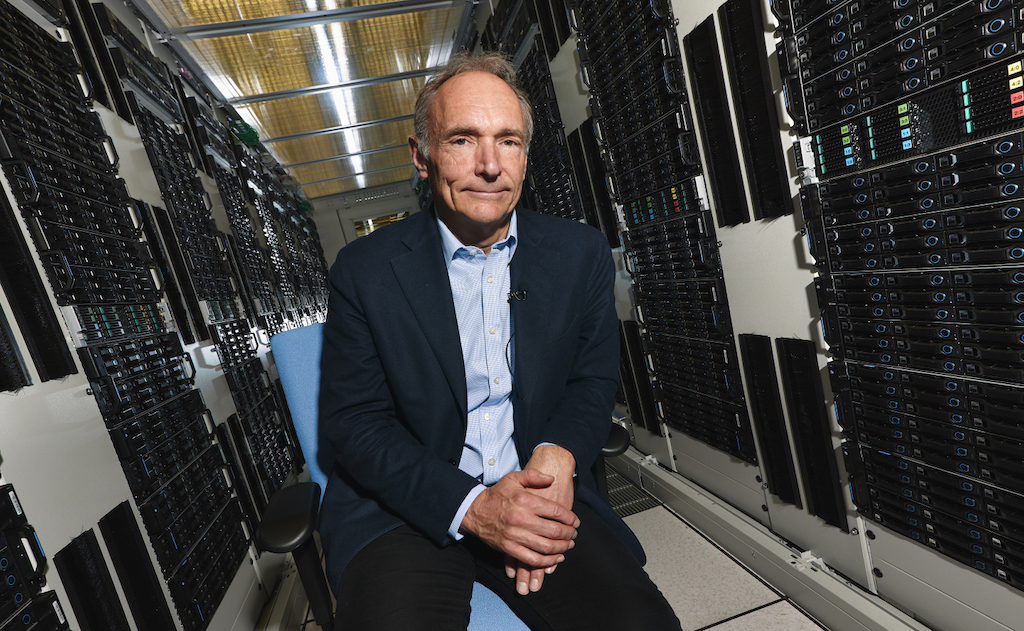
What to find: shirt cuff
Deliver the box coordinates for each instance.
[449,483,487,541]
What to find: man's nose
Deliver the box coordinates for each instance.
[475,142,501,179]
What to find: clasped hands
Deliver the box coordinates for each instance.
[461,445,578,596]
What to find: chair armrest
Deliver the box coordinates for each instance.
[600,423,630,459]
[255,481,321,553]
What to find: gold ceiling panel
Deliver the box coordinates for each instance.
[186,9,450,98]
[151,0,396,28]
[269,118,414,166]
[304,165,411,197]
[235,77,424,143]
[291,146,412,184]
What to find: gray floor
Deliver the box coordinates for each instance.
[623,505,825,630]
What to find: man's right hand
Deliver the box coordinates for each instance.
[461,468,579,569]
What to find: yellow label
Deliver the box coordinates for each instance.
[1009,61,1023,75]
[1011,76,1024,90]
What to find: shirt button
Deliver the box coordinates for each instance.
[487,275,494,283]
[484,413,491,421]
[489,326,496,335]
[488,458,496,466]
[494,377,501,384]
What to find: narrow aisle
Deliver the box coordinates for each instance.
[611,469,827,631]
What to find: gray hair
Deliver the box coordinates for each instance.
[413,51,533,162]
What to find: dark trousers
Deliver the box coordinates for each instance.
[334,501,681,631]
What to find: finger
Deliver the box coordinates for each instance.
[504,555,516,579]
[502,541,566,571]
[509,468,555,489]
[516,564,530,596]
[510,491,579,528]
[529,567,546,593]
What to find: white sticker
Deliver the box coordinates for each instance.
[8,490,22,515]
[52,598,66,624]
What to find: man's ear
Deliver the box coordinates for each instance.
[409,136,430,179]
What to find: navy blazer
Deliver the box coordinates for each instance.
[317,207,642,592]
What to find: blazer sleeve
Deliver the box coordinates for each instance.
[318,249,479,546]
[532,234,620,479]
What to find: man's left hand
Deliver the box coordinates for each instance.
[506,444,576,595]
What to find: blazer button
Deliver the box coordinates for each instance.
[448,459,457,466]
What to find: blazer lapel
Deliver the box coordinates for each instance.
[510,211,563,416]
[390,215,468,418]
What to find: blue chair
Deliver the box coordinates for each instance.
[258,322,529,630]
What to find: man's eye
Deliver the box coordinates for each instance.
[453,138,468,145]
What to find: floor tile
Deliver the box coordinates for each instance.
[624,507,780,631]
[708,601,823,631]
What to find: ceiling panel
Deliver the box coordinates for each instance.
[304,165,411,197]
[150,0,397,29]
[270,118,414,166]
[291,145,411,184]
[184,9,450,99]
[235,77,424,141]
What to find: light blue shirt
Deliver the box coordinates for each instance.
[438,212,521,539]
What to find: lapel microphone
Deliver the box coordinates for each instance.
[507,282,529,303]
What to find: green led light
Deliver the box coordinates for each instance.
[900,116,910,126]
[898,103,909,114]
[843,135,851,145]
[841,125,850,134]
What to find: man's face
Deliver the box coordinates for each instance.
[411,71,527,248]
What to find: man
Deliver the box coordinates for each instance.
[318,51,680,630]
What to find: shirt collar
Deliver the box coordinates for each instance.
[437,209,518,269]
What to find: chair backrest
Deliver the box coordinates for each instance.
[271,323,329,496]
